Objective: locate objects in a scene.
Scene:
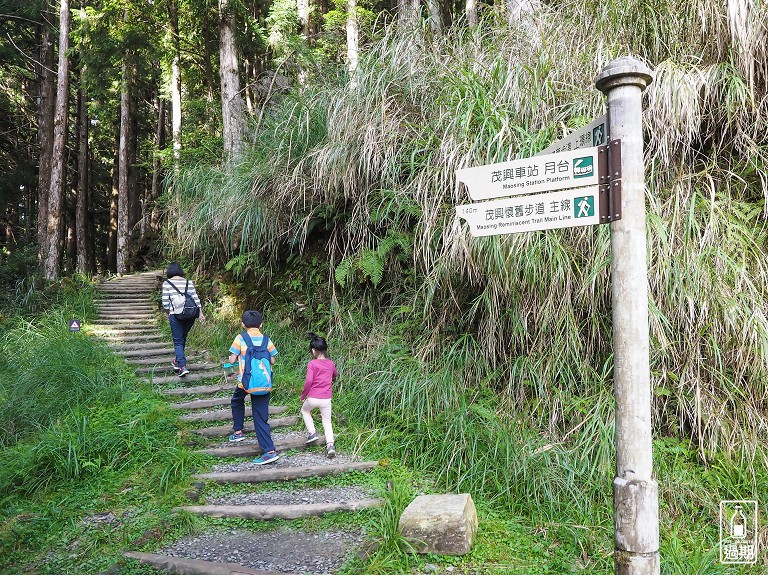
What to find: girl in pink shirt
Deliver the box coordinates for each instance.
[301,333,338,458]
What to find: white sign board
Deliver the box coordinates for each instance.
[456,186,601,237]
[456,147,601,201]
[536,115,608,157]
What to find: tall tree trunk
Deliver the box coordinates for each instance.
[426,0,442,34]
[169,0,182,163]
[37,25,55,267]
[346,0,359,78]
[297,0,310,37]
[76,79,90,273]
[107,151,118,272]
[117,59,133,274]
[219,0,246,160]
[43,0,71,280]
[398,0,420,27]
[144,90,165,236]
[202,15,216,100]
[465,0,477,26]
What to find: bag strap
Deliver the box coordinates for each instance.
[166,280,184,296]
[241,332,269,352]
[184,280,189,296]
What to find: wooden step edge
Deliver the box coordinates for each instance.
[175,498,384,520]
[135,362,220,375]
[180,405,288,421]
[160,383,231,396]
[192,460,381,484]
[191,416,300,437]
[123,551,288,575]
[196,434,323,457]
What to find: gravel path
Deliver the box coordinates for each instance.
[211,449,363,473]
[205,485,375,506]
[160,527,368,574]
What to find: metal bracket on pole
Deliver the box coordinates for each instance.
[598,140,622,223]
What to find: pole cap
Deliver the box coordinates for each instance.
[595,57,653,94]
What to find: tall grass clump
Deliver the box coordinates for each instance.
[0,289,183,497]
[166,0,768,498]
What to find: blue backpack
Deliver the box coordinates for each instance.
[241,332,273,395]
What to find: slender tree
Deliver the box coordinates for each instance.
[169,0,182,164]
[219,0,246,160]
[346,0,359,78]
[116,57,133,274]
[76,77,90,273]
[36,24,55,266]
[43,0,71,280]
[465,0,477,26]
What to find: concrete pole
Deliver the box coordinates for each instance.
[595,58,659,575]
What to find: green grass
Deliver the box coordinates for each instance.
[3,275,767,574]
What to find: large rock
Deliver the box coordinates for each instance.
[398,493,478,555]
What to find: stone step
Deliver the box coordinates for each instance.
[146,371,222,384]
[176,498,384,520]
[97,334,166,343]
[115,341,176,351]
[159,383,231,397]
[181,405,288,421]
[191,416,300,437]
[169,396,237,410]
[90,319,159,327]
[117,348,175,358]
[195,434,321,457]
[98,304,155,310]
[88,326,161,334]
[192,460,380,483]
[124,355,181,366]
[135,362,219,375]
[123,552,288,575]
[98,314,157,321]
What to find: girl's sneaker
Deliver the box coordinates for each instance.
[326,443,336,458]
[253,451,280,465]
[306,432,319,444]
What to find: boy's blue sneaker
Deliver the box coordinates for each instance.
[228,431,245,442]
[253,451,280,465]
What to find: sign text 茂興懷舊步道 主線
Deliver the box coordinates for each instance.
[456,186,601,237]
[456,146,601,202]
[535,115,608,157]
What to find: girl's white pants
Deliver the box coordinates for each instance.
[301,397,334,444]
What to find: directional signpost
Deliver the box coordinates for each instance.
[454,57,658,575]
[536,114,609,156]
[456,186,600,237]
[456,141,621,236]
[456,146,603,202]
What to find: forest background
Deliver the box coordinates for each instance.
[1,0,768,572]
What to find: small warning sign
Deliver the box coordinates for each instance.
[69,319,81,332]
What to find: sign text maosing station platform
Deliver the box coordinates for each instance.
[456,146,601,202]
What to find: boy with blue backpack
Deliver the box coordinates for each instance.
[228,310,280,465]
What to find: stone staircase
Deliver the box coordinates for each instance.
[90,272,385,575]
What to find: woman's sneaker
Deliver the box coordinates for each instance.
[326,443,336,458]
[171,359,181,374]
[253,451,280,465]
[178,366,189,377]
[306,432,319,444]
[228,431,245,442]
